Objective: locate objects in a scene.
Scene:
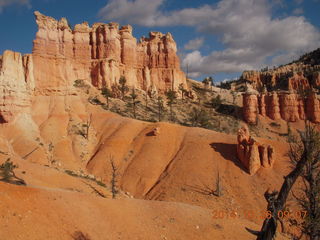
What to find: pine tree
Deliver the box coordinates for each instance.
[157,96,164,122]
[119,76,129,100]
[129,88,140,119]
[165,90,177,122]
[101,87,113,109]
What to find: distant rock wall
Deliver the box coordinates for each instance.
[0,11,187,122]
[32,11,186,94]
[242,91,320,124]
[241,63,320,91]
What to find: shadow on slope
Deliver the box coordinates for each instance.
[210,142,247,173]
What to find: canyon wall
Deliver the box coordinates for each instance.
[0,11,187,122]
[32,11,186,94]
[240,63,320,92]
[242,91,320,124]
[240,49,320,124]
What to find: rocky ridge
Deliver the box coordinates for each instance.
[240,49,320,124]
[32,11,186,93]
[0,11,186,123]
[242,90,320,124]
[240,49,320,91]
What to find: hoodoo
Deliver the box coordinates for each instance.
[32,11,186,93]
[0,11,187,123]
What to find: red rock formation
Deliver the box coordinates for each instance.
[258,145,274,168]
[266,92,281,121]
[240,63,318,92]
[258,94,267,117]
[32,11,186,94]
[242,92,258,124]
[0,11,188,123]
[279,93,300,122]
[240,49,320,124]
[242,90,320,124]
[298,97,306,120]
[306,92,320,123]
[288,72,310,90]
[237,126,274,174]
[237,126,274,175]
[0,51,34,123]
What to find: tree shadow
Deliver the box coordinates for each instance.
[210,142,248,173]
[0,178,26,186]
[184,183,218,197]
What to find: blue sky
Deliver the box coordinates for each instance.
[0,0,319,82]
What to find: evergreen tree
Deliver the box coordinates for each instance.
[165,90,177,122]
[119,76,129,100]
[157,96,165,122]
[101,87,113,109]
[129,88,140,119]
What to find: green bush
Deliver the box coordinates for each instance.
[0,159,26,185]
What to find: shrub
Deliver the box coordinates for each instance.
[188,107,211,128]
[0,159,26,185]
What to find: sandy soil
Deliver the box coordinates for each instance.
[0,88,298,239]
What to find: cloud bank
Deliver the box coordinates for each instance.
[184,38,204,50]
[0,0,30,12]
[99,0,320,76]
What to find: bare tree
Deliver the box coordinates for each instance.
[84,114,92,140]
[292,124,320,240]
[110,156,118,199]
[250,123,319,240]
[214,168,223,197]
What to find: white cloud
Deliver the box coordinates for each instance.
[98,0,164,26]
[188,72,202,78]
[0,0,30,12]
[293,7,304,15]
[294,0,304,4]
[184,37,204,50]
[99,0,320,76]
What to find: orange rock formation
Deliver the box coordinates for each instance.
[241,62,320,91]
[32,11,186,93]
[243,91,320,124]
[0,11,187,123]
[241,53,320,124]
[0,51,34,123]
[237,125,274,175]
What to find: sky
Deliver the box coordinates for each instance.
[0,0,319,82]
